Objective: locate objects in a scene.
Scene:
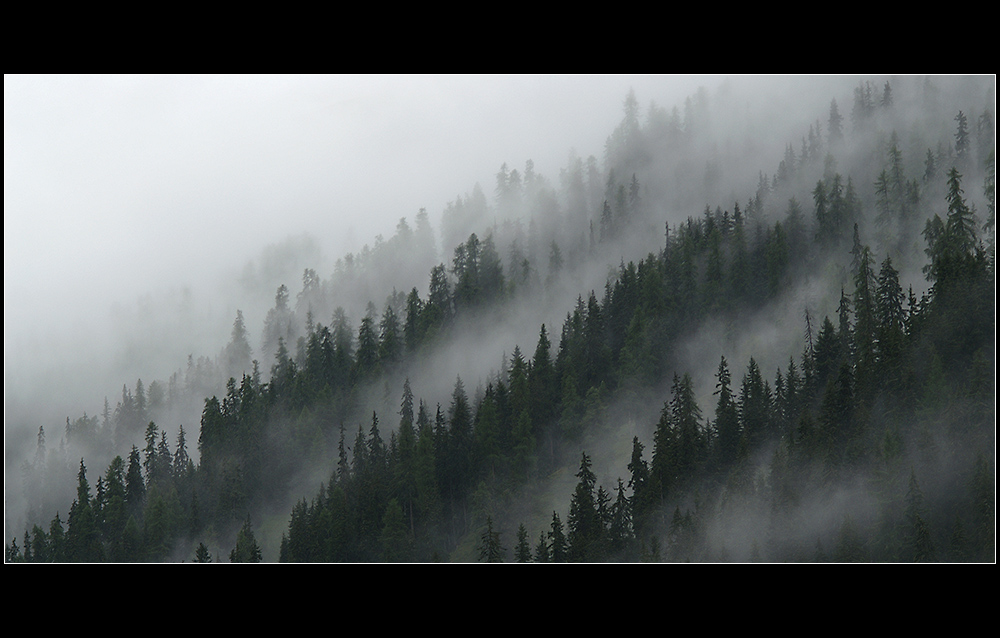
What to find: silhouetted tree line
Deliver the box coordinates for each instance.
[7,78,994,562]
[276,163,991,562]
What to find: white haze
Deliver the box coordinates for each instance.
[11,74,977,559]
[5,73,729,518]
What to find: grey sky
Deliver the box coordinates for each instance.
[5,75,721,301]
[5,74,726,435]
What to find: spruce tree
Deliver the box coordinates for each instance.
[514,523,532,563]
[714,356,740,467]
[534,530,550,563]
[548,511,567,563]
[567,452,601,562]
[477,515,505,563]
[627,436,654,534]
[194,542,212,562]
[230,515,262,563]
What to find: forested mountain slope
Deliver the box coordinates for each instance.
[6,75,995,563]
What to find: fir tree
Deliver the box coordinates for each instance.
[567,452,602,562]
[514,523,532,563]
[477,515,505,563]
[194,542,212,563]
[548,511,567,563]
[230,515,262,563]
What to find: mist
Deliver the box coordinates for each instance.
[5,74,724,536]
[5,75,712,412]
[5,74,994,562]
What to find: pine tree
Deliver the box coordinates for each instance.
[548,511,567,563]
[354,307,381,381]
[378,302,402,369]
[608,477,633,556]
[567,452,602,562]
[650,398,676,503]
[828,99,844,145]
[529,324,556,437]
[30,525,49,563]
[852,245,877,404]
[477,515,505,563]
[413,402,442,538]
[224,310,253,379]
[738,359,769,449]
[230,515,262,563]
[194,542,212,562]
[875,256,906,392]
[445,376,473,509]
[395,379,418,531]
[534,530,550,563]
[5,537,23,563]
[954,111,970,165]
[627,436,654,533]
[65,459,102,562]
[714,356,740,466]
[404,287,424,352]
[944,167,977,257]
[514,523,532,563]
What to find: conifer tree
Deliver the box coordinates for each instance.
[944,167,977,258]
[670,373,704,480]
[5,537,23,563]
[567,452,602,562]
[954,111,970,165]
[852,245,877,403]
[65,459,102,562]
[445,377,472,501]
[194,542,212,562]
[378,303,402,369]
[30,524,48,563]
[738,359,769,449]
[875,256,906,391]
[354,308,381,381]
[650,399,676,503]
[548,511,567,563]
[714,356,740,466]
[224,310,253,379]
[403,287,424,352]
[229,515,262,563]
[827,99,843,145]
[395,380,418,530]
[529,324,556,436]
[413,403,442,537]
[534,530,550,563]
[477,515,505,563]
[608,477,633,556]
[514,523,532,562]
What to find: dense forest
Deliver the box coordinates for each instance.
[5,75,995,563]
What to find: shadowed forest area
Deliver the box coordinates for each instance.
[6,75,995,563]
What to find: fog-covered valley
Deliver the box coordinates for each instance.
[5,74,995,562]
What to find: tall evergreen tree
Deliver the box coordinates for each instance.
[954,111,970,165]
[534,530,550,563]
[514,523,532,563]
[477,515,505,563]
[65,459,102,562]
[714,356,740,467]
[548,511,567,563]
[567,452,602,562]
[229,515,262,563]
[627,436,654,534]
